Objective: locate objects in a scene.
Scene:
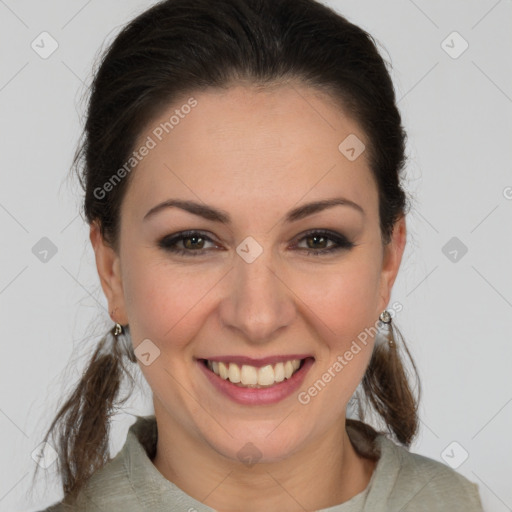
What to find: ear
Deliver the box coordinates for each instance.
[377,215,406,313]
[89,221,128,325]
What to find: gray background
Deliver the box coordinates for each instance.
[1,0,511,510]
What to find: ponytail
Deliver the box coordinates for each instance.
[33,326,136,504]
[359,321,421,447]
[36,321,419,503]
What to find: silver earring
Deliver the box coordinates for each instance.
[376,309,395,348]
[112,323,137,363]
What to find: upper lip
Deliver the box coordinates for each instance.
[198,354,314,367]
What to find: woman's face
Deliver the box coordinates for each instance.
[92,83,405,463]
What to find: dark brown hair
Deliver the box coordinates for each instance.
[36,0,420,504]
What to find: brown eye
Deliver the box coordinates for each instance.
[158,229,355,258]
[182,234,206,250]
[158,231,218,257]
[295,230,355,256]
[304,234,331,250]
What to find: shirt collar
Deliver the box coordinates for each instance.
[116,414,397,511]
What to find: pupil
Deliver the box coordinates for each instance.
[185,236,203,249]
[309,235,325,249]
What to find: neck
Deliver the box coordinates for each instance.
[151,404,376,511]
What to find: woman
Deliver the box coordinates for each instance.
[37,0,484,510]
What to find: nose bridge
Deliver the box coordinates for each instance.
[220,241,295,343]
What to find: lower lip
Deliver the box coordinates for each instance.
[197,358,314,405]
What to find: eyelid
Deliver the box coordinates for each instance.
[290,228,355,255]
[290,228,349,246]
[159,229,219,248]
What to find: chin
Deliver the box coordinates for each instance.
[204,421,310,466]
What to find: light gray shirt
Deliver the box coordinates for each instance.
[41,415,484,511]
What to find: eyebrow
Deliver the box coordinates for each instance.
[143,197,364,224]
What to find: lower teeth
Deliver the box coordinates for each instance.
[233,382,277,388]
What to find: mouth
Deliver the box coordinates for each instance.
[200,357,306,388]
[197,355,315,405]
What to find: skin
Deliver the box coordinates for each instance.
[90,81,406,511]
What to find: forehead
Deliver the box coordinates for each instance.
[122,83,377,223]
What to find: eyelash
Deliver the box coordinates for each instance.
[157,229,355,257]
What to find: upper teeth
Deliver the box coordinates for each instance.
[207,359,302,387]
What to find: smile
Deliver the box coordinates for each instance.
[197,356,315,405]
[205,359,302,387]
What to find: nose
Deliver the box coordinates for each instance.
[218,246,296,344]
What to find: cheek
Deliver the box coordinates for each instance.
[122,238,382,354]
[294,255,382,340]
[121,250,221,347]
[290,251,382,403]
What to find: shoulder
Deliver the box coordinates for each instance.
[373,434,484,511]
[37,429,142,511]
[37,504,75,512]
